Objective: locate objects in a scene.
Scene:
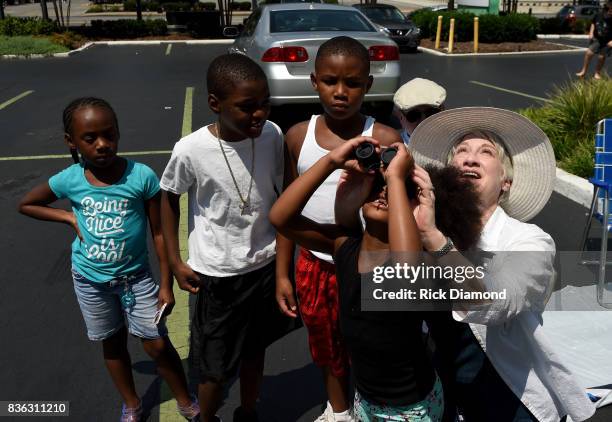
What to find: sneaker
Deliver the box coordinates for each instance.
[314,402,354,422]
[120,401,142,422]
[177,396,201,421]
[314,401,334,422]
[233,406,259,422]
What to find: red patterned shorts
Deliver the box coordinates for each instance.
[295,248,349,378]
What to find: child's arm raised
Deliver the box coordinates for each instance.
[270,136,377,255]
[18,182,82,240]
[384,144,421,253]
[161,191,201,294]
[146,191,175,314]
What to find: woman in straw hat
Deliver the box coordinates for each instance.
[409,107,595,422]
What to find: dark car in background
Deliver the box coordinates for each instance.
[557,4,600,24]
[352,3,421,52]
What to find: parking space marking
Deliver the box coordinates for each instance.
[0,150,172,161]
[469,81,551,103]
[0,90,34,110]
[159,87,194,422]
[181,87,194,138]
[166,44,173,56]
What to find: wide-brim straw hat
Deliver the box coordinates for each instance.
[409,107,556,222]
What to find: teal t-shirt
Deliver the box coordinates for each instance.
[49,160,160,283]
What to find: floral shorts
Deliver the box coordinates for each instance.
[353,375,444,422]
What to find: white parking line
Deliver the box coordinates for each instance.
[0,90,34,110]
[166,44,173,55]
[469,81,551,103]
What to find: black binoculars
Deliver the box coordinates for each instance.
[355,142,398,171]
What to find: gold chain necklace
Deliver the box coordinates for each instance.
[215,123,255,216]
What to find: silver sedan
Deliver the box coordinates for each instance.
[228,3,401,107]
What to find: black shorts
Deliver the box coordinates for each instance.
[191,260,299,383]
[588,38,612,56]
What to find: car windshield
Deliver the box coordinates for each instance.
[360,7,406,23]
[270,10,376,32]
[559,5,573,14]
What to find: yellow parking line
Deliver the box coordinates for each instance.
[166,44,173,56]
[469,81,551,103]
[0,90,34,110]
[159,87,194,422]
[0,150,172,161]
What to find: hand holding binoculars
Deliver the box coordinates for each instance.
[355,142,398,171]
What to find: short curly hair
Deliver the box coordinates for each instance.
[206,53,268,100]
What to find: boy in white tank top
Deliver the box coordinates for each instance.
[276,36,401,421]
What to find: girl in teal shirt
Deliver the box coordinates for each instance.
[19,97,199,422]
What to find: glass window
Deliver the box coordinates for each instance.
[270,10,376,33]
[359,7,406,24]
[242,8,262,37]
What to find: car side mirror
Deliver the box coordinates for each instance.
[223,26,240,38]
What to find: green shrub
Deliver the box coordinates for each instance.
[572,19,590,35]
[201,1,216,10]
[538,17,565,34]
[0,17,59,36]
[412,11,538,43]
[123,0,161,11]
[519,77,612,178]
[87,19,168,38]
[86,5,105,12]
[409,9,437,39]
[163,1,192,10]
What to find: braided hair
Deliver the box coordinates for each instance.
[62,97,119,164]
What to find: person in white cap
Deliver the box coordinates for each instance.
[409,107,596,422]
[393,78,446,145]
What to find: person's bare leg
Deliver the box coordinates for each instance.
[576,49,594,77]
[239,350,265,413]
[594,54,606,79]
[102,327,140,408]
[198,381,224,422]
[141,336,191,407]
[323,367,350,412]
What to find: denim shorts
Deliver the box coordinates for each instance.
[72,268,169,341]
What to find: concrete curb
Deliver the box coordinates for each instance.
[1,39,234,59]
[537,34,590,39]
[554,167,593,208]
[417,45,585,57]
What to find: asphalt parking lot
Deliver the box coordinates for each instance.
[1,44,610,421]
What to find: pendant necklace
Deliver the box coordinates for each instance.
[216,123,255,215]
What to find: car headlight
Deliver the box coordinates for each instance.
[378,26,391,36]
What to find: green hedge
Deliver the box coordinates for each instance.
[123,0,162,12]
[163,1,216,11]
[230,1,251,11]
[0,17,59,36]
[411,10,538,43]
[87,19,168,38]
[538,17,590,34]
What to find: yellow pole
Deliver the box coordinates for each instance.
[474,17,479,53]
[448,18,455,54]
[435,15,443,49]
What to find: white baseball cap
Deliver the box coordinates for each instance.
[393,78,447,112]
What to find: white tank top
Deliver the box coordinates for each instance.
[297,114,375,263]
